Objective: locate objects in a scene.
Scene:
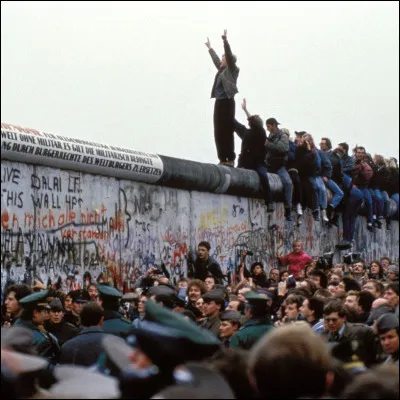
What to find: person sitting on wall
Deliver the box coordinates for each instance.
[187,241,224,284]
[233,98,274,212]
[276,240,313,279]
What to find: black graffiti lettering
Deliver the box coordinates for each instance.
[31,193,61,209]
[65,195,83,210]
[31,174,62,192]
[1,190,23,208]
[68,176,81,193]
[1,167,21,185]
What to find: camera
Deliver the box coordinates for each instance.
[316,252,334,271]
[286,275,296,289]
[343,252,361,265]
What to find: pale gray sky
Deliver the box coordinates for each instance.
[1,1,399,163]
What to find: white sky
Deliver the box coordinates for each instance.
[1,1,399,163]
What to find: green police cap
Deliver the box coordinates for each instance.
[97,284,122,299]
[144,300,221,346]
[202,289,225,303]
[244,290,269,303]
[19,290,50,309]
[220,310,242,324]
[377,313,399,334]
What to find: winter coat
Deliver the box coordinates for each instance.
[265,130,289,171]
[277,251,313,279]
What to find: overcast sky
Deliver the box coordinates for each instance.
[1,1,399,164]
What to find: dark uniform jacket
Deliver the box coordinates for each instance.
[101,309,132,337]
[44,320,79,346]
[14,318,60,364]
[59,327,109,367]
[229,318,274,350]
[200,315,221,337]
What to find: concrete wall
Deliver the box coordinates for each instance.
[1,160,398,292]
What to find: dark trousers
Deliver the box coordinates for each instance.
[214,98,236,162]
[289,169,303,206]
[342,187,363,242]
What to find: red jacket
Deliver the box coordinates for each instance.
[278,251,313,278]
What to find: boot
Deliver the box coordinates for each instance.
[312,209,320,221]
[285,208,293,222]
[321,209,329,222]
[296,203,303,216]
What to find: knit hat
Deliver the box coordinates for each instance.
[388,265,399,277]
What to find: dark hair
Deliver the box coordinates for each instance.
[313,288,333,301]
[308,297,324,320]
[385,282,399,296]
[187,279,206,295]
[303,278,318,295]
[368,260,384,279]
[380,256,392,264]
[321,137,332,150]
[180,310,196,322]
[198,241,211,251]
[365,279,384,296]
[324,299,346,318]
[280,270,289,281]
[4,284,32,302]
[209,348,255,400]
[248,302,269,319]
[309,269,328,288]
[357,290,375,313]
[338,142,349,154]
[286,295,304,309]
[342,277,361,292]
[80,301,104,327]
[250,262,264,274]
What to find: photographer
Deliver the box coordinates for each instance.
[238,251,268,288]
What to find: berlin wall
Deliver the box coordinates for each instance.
[1,122,399,292]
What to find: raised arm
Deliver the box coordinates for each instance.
[222,29,236,68]
[241,98,251,119]
[205,36,222,70]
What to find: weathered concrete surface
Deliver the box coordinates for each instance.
[1,161,398,292]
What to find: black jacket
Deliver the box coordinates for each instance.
[44,320,79,346]
[370,165,391,191]
[59,327,110,367]
[327,150,344,186]
[296,146,317,177]
[188,257,224,284]
[234,119,267,170]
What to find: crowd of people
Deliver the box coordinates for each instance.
[207,30,399,249]
[1,239,399,398]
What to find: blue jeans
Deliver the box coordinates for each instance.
[360,187,373,223]
[392,193,399,219]
[325,179,344,208]
[304,176,319,211]
[369,189,384,219]
[275,167,293,209]
[256,165,273,205]
[315,176,327,209]
[342,187,363,242]
[381,191,391,218]
[343,173,352,191]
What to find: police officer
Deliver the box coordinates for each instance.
[97,284,132,337]
[14,290,60,364]
[376,313,399,365]
[64,289,90,329]
[229,291,274,350]
[201,289,225,337]
[219,310,242,348]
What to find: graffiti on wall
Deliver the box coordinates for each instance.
[1,161,399,293]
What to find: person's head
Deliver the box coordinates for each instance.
[202,298,223,318]
[248,114,264,130]
[354,146,366,160]
[380,257,392,270]
[48,298,64,325]
[300,297,324,323]
[285,296,303,322]
[371,297,390,310]
[376,313,399,357]
[204,276,216,292]
[368,261,383,279]
[187,279,206,303]
[357,290,375,314]
[339,277,361,295]
[351,260,366,276]
[323,299,347,334]
[177,278,188,289]
[292,240,303,253]
[269,268,280,282]
[219,314,241,339]
[298,278,318,296]
[4,284,32,318]
[195,297,204,315]
[219,53,237,69]
[304,262,316,277]
[248,323,333,399]
[87,284,99,301]
[313,288,334,302]
[280,270,289,282]
[328,281,339,295]
[32,304,50,325]
[138,294,148,314]
[265,117,280,134]
[387,265,399,282]
[344,290,359,311]
[64,294,73,312]
[309,269,328,289]
[302,133,315,149]
[337,142,349,155]
[383,282,399,308]
[250,262,264,277]
[320,137,332,152]
[373,154,386,167]
[197,241,211,261]
[80,301,104,328]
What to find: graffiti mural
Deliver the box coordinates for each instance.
[1,161,399,292]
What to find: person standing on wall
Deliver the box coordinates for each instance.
[205,29,240,167]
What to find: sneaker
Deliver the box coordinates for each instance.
[327,204,335,220]
[367,222,374,232]
[267,203,275,213]
[386,218,392,230]
[285,208,293,221]
[321,209,329,222]
[296,203,303,216]
[376,219,383,229]
[312,209,320,221]
[329,215,339,227]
